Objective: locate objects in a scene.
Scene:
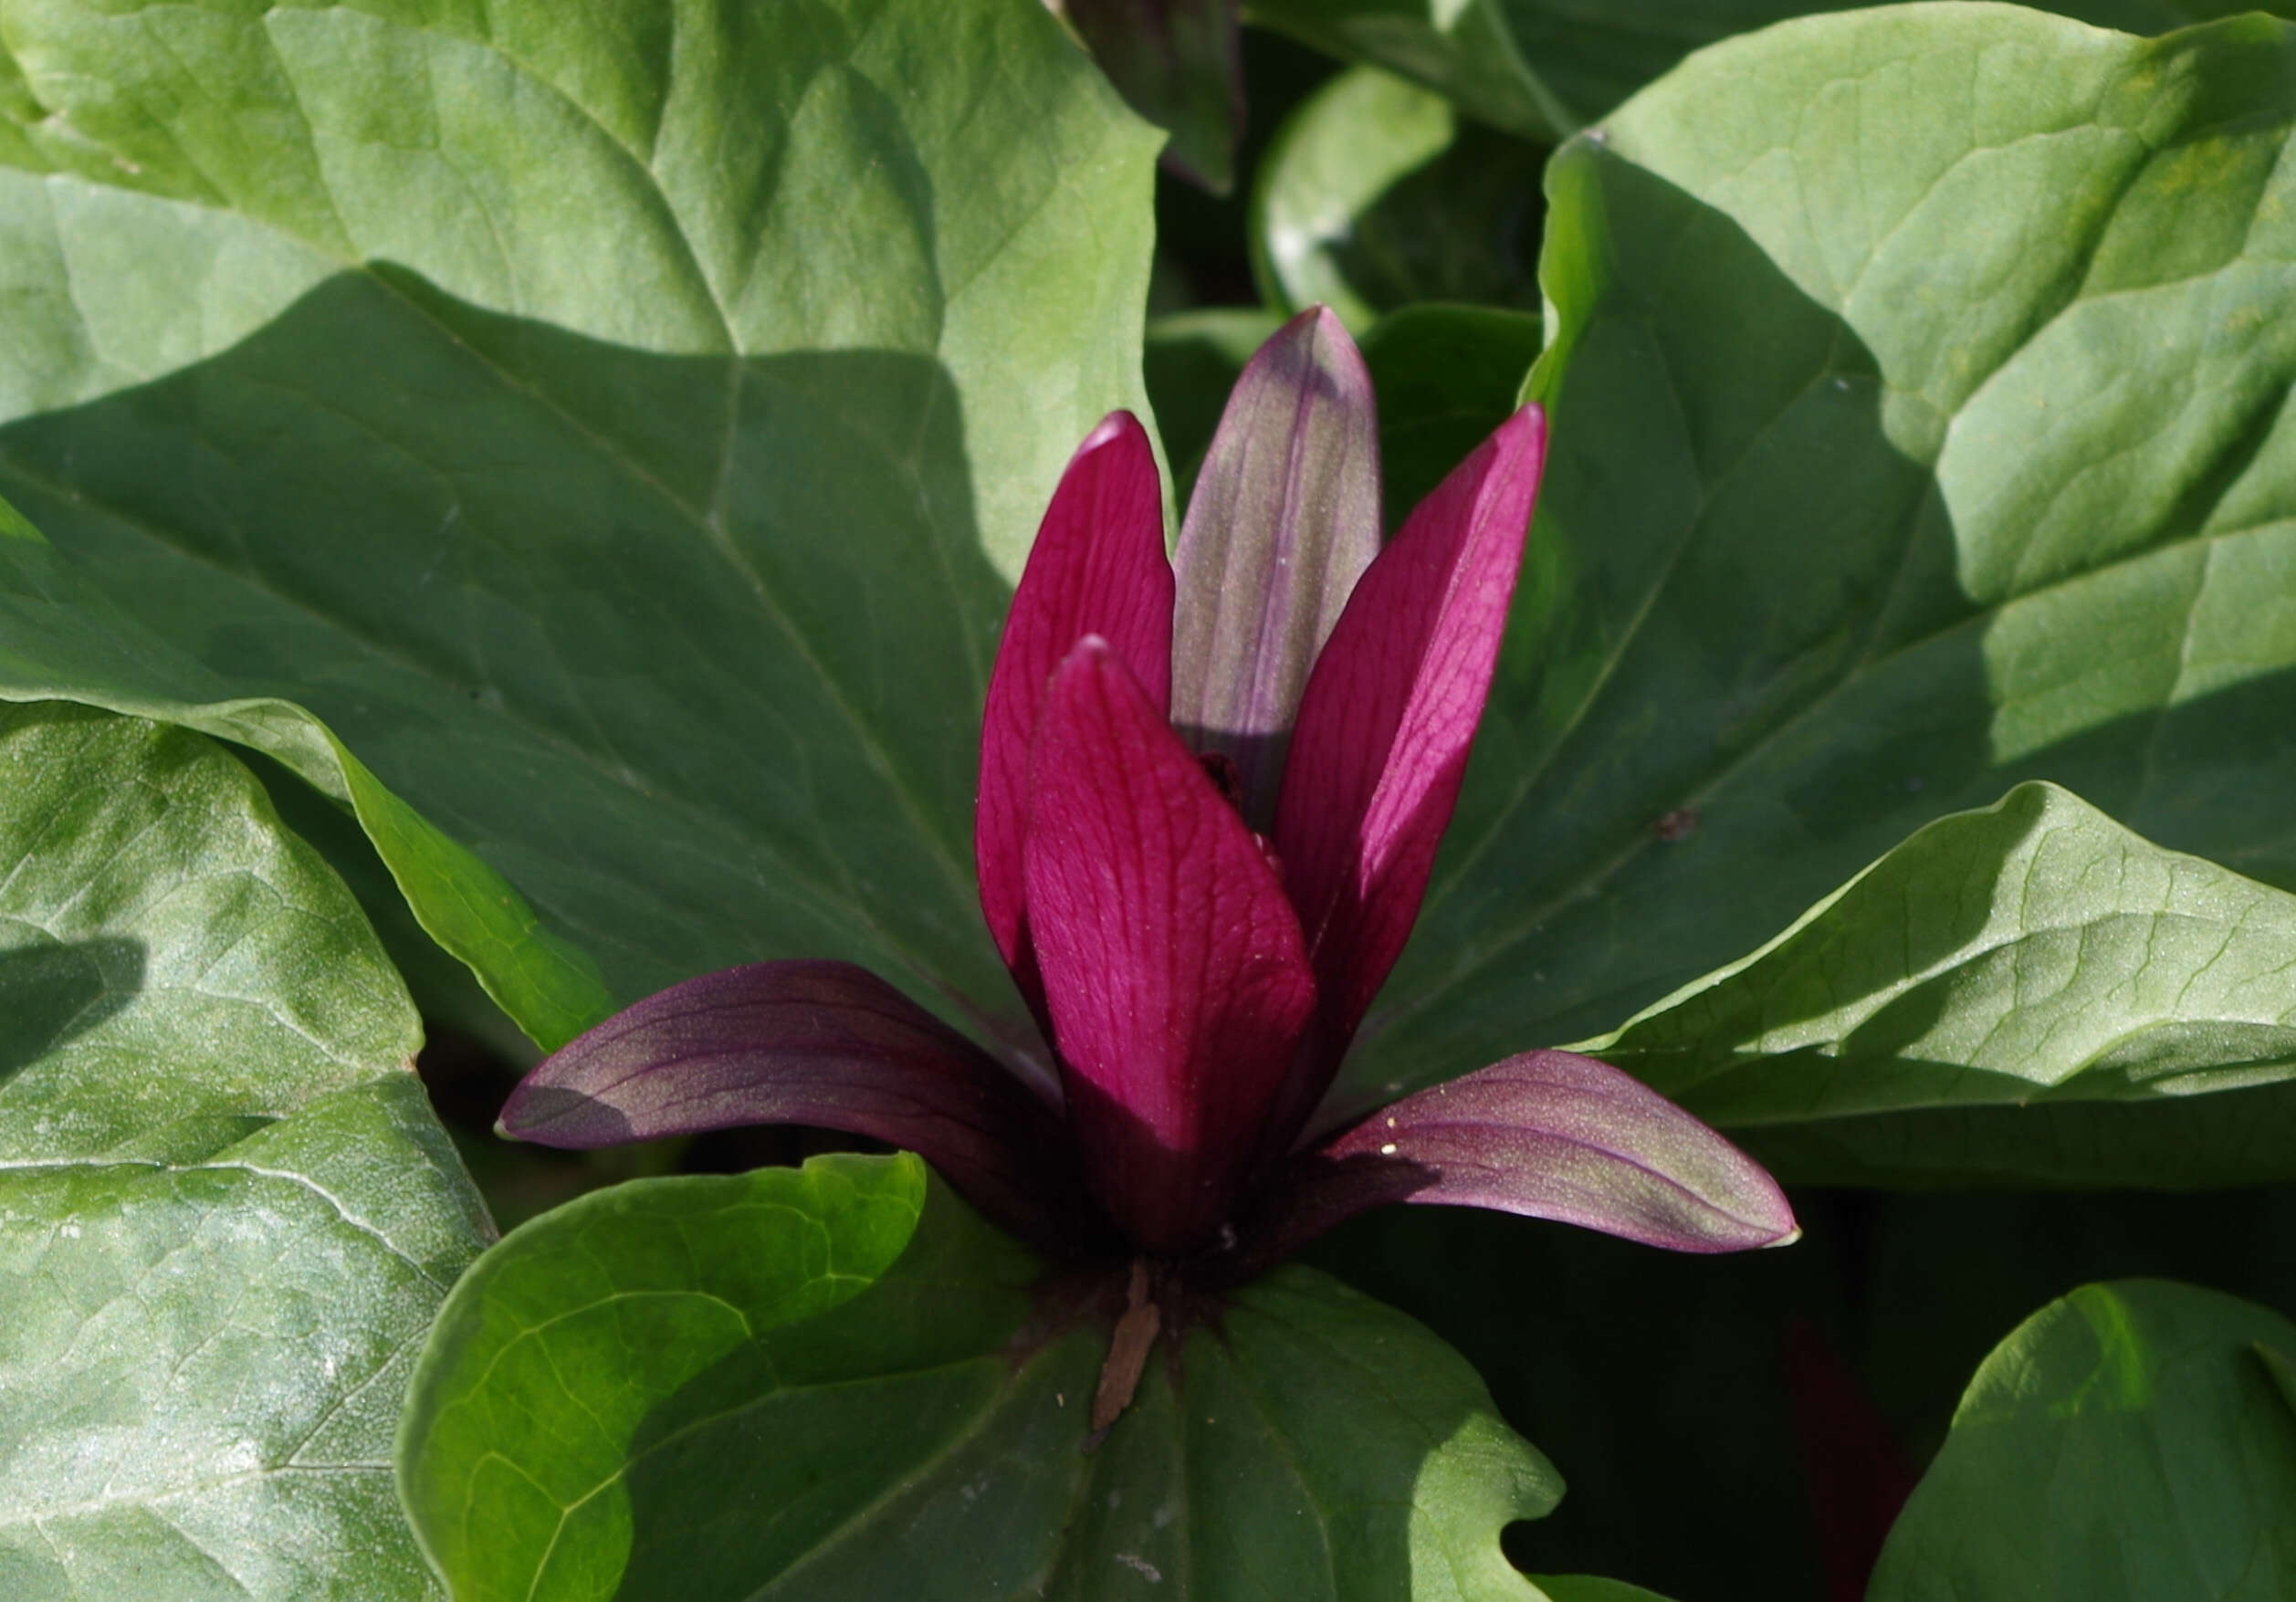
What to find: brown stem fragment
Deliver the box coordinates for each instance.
[1091,1258,1162,1432]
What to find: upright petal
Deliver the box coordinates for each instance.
[978,413,1172,1021]
[1243,1050,1798,1269]
[1170,305,1381,831]
[498,960,1091,1254]
[1275,404,1546,1069]
[1023,638,1316,1255]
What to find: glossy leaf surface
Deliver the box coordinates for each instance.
[1869,1280,2296,1601]
[1242,0,2296,139]
[0,0,1159,1049]
[1343,7,2296,1185]
[0,702,488,1599]
[1584,783,2296,1176]
[399,1152,1564,1602]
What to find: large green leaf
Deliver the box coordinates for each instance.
[1242,0,2296,141]
[1359,303,1544,529]
[399,1152,1562,1602]
[0,0,1159,1048]
[1249,66,1545,330]
[0,700,489,1600]
[1582,782,2296,1180]
[1346,5,2296,1178]
[1868,1279,2296,1600]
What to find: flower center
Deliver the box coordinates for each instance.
[1197,749,1244,811]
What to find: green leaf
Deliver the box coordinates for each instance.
[1868,1279,2296,1600]
[1347,5,2296,1177]
[1144,302,1541,534]
[0,700,489,1600]
[2259,1340,2296,1420]
[399,1152,1561,1602]
[1250,66,1545,330]
[0,0,1159,1049]
[1242,0,2296,141]
[1578,782,2296,1177]
[1526,1580,1680,1602]
[1065,0,1242,193]
[1146,307,1286,507]
[1360,303,1543,531]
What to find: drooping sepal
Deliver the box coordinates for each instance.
[1171,306,1382,829]
[1245,1049,1798,1268]
[497,960,1092,1253]
[978,413,1173,1025]
[1022,638,1317,1254]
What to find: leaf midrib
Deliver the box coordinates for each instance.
[0,10,1011,1020]
[1383,97,2293,1055]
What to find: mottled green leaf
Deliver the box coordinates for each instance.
[1251,66,1544,330]
[1344,6,2296,1185]
[0,701,489,1600]
[1580,783,2296,1176]
[1243,0,2296,139]
[1869,1280,2296,1601]
[399,1153,1560,1601]
[0,0,1158,1050]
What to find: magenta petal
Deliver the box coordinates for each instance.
[1171,306,1381,830]
[498,960,1086,1252]
[977,413,1173,1020]
[1022,639,1317,1255]
[1250,1050,1799,1266]
[1276,404,1547,1048]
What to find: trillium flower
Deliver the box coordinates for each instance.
[499,309,1797,1369]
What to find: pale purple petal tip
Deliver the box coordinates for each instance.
[498,960,1085,1252]
[1248,1049,1798,1266]
[1171,305,1381,830]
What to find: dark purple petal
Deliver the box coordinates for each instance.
[1170,306,1381,830]
[1245,1050,1798,1267]
[1272,405,1546,1122]
[1022,638,1317,1255]
[1063,0,1244,193]
[977,413,1172,1023]
[498,960,1090,1252]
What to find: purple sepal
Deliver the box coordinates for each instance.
[1170,305,1381,829]
[1244,1050,1799,1267]
[498,960,1090,1253]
